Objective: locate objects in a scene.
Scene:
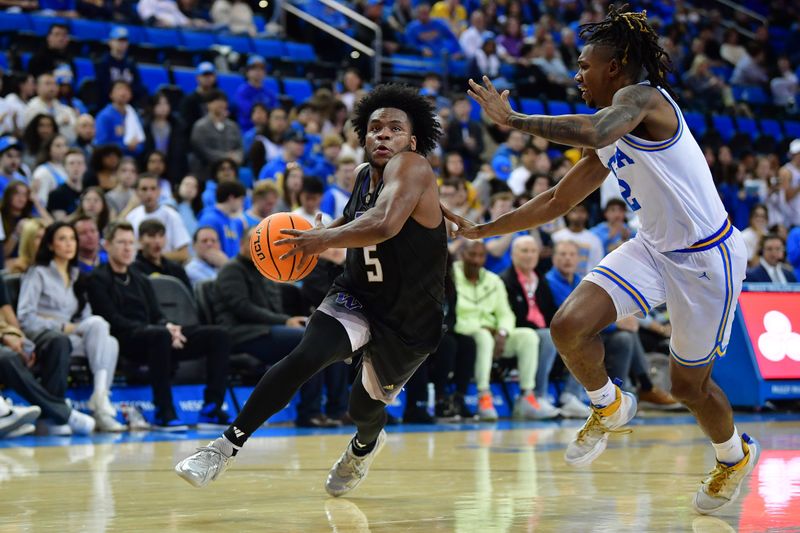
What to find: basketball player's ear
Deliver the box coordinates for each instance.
[409,135,417,152]
[607,57,622,80]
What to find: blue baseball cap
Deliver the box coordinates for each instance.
[246,55,266,68]
[0,136,21,155]
[108,26,129,41]
[491,154,513,181]
[197,61,216,75]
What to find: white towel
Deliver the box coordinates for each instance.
[122,104,145,147]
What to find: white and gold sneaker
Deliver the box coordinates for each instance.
[693,434,760,515]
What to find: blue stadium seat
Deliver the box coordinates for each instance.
[216,72,245,97]
[390,54,436,74]
[239,167,254,189]
[70,19,110,41]
[20,52,31,70]
[30,15,66,36]
[283,77,314,104]
[252,38,285,59]
[731,85,769,106]
[758,119,783,141]
[172,68,198,95]
[469,98,481,121]
[138,64,170,94]
[122,25,145,45]
[73,57,95,86]
[253,14,266,33]
[547,100,572,115]
[284,42,317,63]
[448,59,468,78]
[710,65,732,82]
[574,103,593,115]
[143,27,181,48]
[735,116,759,140]
[519,98,545,115]
[0,54,7,71]
[181,30,216,51]
[0,12,31,33]
[711,115,735,142]
[683,111,707,138]
[784,120,800,140]
[217,34,253,54]
[264,76,280,96]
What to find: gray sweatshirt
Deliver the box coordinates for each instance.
[18,261,91,333]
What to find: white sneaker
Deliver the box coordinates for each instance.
[0,405,41,438]
[325,430,387,497]
[94,412,127,433]
[175,437,236,488]
[68,410,96,435]
[559,393,591,419]
[565,387,637,467]
[477,392,498,421]
[535,396,561,419]
[513,394,559,420]
[36,419,72,436]
[88,392,117,418]
[693,434,760,515]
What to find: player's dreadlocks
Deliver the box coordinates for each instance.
[579,4,675,97]
[352,83,442,156]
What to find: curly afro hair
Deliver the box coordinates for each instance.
[351,83,442,156]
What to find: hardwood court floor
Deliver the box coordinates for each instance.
[0,416,798,532]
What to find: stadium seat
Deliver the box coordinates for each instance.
[216,72,245,97]
[122,24,145,45]
[0,54,7,71]
[547,100,572,115]
[30,15,66,36]
[759,119,783,142]
[783,120,800,140]
[710,65,732,82]
[70,19,110,42]
[390,54,437,75]
[731,85,769,106]
[181,30,216,51]
[172,67,198,95]
[138,64,170,95]
[217,34,253,54]
[519,98,545,115]
[574,103,593,115]
[683,111,707,139]
[283,77,314,104]
[284,42,317,63]
[448,59,468,78]
[143,27,181,48]
[252,38,285,59]
[194,280,216,325]
[264,76,280,96]
[470,98,481,121]
[20,52,31,71]
[735,116,759,140]
[148,276,199,326]
[711,115,735,142]
[239,166,254,189]
[73,57,95,86]
[0,12,31,33]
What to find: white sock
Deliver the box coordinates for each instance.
[0,396,10,417]
[586,378,616,408]
[712,427,745,465]
[93,370,109,400]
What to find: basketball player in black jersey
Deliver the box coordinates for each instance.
[175,84,448,496]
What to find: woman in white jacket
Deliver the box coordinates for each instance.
[31,134,69,207]
[17,221,124,432]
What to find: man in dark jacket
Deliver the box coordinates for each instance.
[500,236,588,418]
[133,219,193,290]
[28,23,76,79]
[87,221,232,431]
[745,234,797,284]
[94,26,145,108]
[212,229,344,428]
[443,95,484,174]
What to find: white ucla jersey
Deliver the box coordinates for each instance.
[595,84,728,252]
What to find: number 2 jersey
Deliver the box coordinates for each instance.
[331,164,448,353]
[596,82,729,252]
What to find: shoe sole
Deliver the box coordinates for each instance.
[326,431,387,497]
[564,392,638,467]
[175,460,206,488]
[5,423,35,438]
[0,407,42,438]
[693,438,761,515]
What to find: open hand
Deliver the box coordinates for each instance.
[467,76,514,127]
[441,204,484,240]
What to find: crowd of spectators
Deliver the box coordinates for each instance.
[1,0,800,438]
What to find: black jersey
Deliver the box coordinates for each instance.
[332,164,447,352]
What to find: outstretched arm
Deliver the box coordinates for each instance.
[444,150,609,239]
[468,76,655,149]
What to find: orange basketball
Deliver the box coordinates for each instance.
[250,212,318,282]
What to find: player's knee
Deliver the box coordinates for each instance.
[550,309,587,354]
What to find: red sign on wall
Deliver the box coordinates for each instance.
[738,292,800,380]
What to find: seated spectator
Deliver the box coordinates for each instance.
[71,187,111,235]
[95,26,145,108]
[552,204,605,278]
[54,66,87,115]
[439,178,480,231]
[211,0,257,35]
[32,134,69,207]
[17,221,124,432]
[500,236,589,418]
[87,221,231,430]
[126,174,191,263]
[189,90,243,181]
[2,180,52,260]
[405,3,462,58]
[234,56,278,132]
[133,219,193,289]
[420,73,452,112]
[355,2,400,61]
[473,38,502,79]
[507,146,541,196]
[308,134,343,185]
[74,215,107,274]
[137,0,208,27]
[320,157,356,220]
[6,218,46,274]
[185,226,228,286]
[745,234,797,284]
[143,92,188,185]
[22,114,58,171]
[533,39,576,91]
[497,17,524,61]
[339,121,365,165]
[248,107,289,175]
[143,150,176,206]
[2,74,36,139]
[491,130,526,183]
[47,148,85,219]
[105,156,138,218]
[94,81,144,157]
[83,144,122,192]
[27,23,75,79]
[591,198,634,254]
[0,136,27,194]
[73,114,95,159]
[454,240,546,421]
[484,192,527,273]
[244,180,280,229]
[431,0,467,36]
[741,204,769,267]
[242,103,269,156]
[776,141,800,228]
[731,44,769,86]
[178,62,218,136]
[258,130,311,183]
[444,95,483,174]
[201,158,240,209]
[24,73,78,144]
[292,178,332,227]
[176,175,202,237]
[459,9,487,59]
[771,56,799,108]
[213,229,342,427]
[720,28,746,66]
[197,181,246,258]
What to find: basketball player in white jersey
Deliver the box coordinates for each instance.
[445,6,758,515]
